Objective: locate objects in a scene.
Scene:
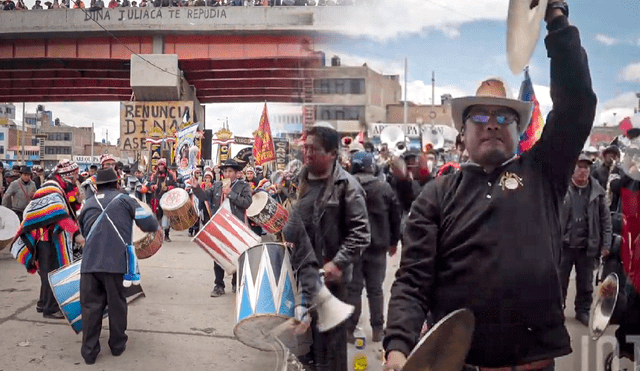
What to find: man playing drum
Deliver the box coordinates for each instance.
[193,159,252,297]
[78,169,159,365]
[146,158,176,242]
[383,2,597,370]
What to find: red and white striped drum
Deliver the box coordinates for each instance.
[133,202,163,259]
[160,188,197,231]
[193,207,261,274]
[246,192,289,234]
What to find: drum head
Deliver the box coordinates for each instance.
[159,188,189,211]
[590,273,619,340]
[403,308,475,371]
[0,205,20,249]
[133,202,155,243]
[246,192,269,218]
[621,142,640,181]
[234,315,311,356]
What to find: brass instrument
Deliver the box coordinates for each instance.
[422,125,446,151]
[380,126,408,158]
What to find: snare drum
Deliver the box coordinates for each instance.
[48,260,145,334]
[0,205,20,250]
[193,207,260,274]
[234,243,307,354]
[246,192,289,234]
[133,202,163,259]
[160,188,197,231]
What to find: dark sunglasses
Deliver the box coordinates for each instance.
[465,110,519,126]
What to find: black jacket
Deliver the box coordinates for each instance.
[384,18,597,367]
[196,179,252,221]
[354,173,401,251]
[560,177,612,257]
[297,161,370,282]
[79,189,159,274]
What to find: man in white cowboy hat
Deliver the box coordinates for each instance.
[384,2,597,370]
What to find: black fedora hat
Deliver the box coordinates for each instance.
[219,159,243,171]
[95,168,121,185]
[19,165,32,174]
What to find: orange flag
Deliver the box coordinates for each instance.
[252,103,276,166]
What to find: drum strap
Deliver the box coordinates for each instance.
[85,193,130,246]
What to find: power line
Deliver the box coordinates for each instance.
[423,0,476,22]
[77,6,184,79]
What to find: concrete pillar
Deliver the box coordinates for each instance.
[152,35,164,54]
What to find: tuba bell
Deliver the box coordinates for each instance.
[422,125,445,151]
[341,136,354,147]
[380,125,408,158]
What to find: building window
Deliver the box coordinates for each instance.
[0,145,3,154]
[31,139,38,146]
[0,132,4,140]
[314,79,365,95]
[6,108,11,115]
[317,106,364,121]
[63,133,71,141]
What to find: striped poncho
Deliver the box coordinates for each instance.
[10,181,79,273]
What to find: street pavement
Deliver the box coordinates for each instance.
[0,230,635,371]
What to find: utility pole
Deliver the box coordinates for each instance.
[403,58,408,124]
[91,122,94,164]
[21,102,25,165]
[431,71,435,126]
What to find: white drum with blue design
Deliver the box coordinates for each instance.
[48,260,145,334]
[234,243,308,354]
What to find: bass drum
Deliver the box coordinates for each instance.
[0,205,20,250]
[133,201,163,259]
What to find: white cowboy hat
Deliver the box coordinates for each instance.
[450,77,533,135]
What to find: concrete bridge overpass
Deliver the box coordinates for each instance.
[0,6,354,104]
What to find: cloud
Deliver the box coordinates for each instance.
[319,0,508,42]
[594,92,639,127]
[619,63,640,82]
[601,91,639,110]
[595,33,620,46]
[15,102,120,143]
[405,80,468,104]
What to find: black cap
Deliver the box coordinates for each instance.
[577,154,593,165]
[603,145,621,157]
[19,166,32,174]
[219,159,243,171]
[95,168,121,184]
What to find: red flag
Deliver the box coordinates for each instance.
[355,130,365,144]
[619,117,633,135]
[252,103,276,166]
